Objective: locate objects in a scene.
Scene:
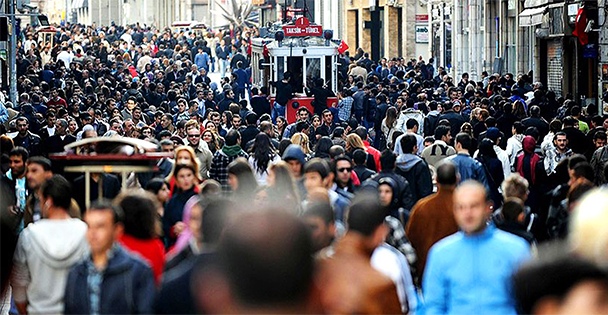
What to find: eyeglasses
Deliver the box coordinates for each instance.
[187,134,200,138]
[337,167,352,173]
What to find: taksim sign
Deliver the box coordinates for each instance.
[283,17,323,37]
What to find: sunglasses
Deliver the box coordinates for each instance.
[338,167,352,173]
[187,134,200,138]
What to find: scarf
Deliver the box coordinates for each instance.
[222,144,243,157]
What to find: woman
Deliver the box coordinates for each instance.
[314,137,333,159]
[382,107,398,150]
[311,115,322,130]
[248,133,280,185]
[276,116,287,139]
[67,117,79,136]
[165,146,203,197]
[345,133,377,171]
[476,138,505,208]
[513,100,528,120]
[164,195,202,272]
[163,163,201,249]
[267,160,301,214]
[202,129,221,154]
[460,122,478,152]
[291,132,312,159]
[227,157,259,207]
[221,111,233,131]
[116,190,165,284]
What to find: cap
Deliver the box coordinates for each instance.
[486,127,500,141]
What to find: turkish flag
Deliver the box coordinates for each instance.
[337,40,349,54]
[573,7,588,45]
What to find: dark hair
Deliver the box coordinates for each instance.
[227,158,258,199]
[352,149,367,165]
[572,162,594,182]
[379,150,396,170]
[41,175,72,210]
[568,154,587,170]
[145,178,168,194]
[115,190,158,239]
[399,134,418,154]
[354,126,368,141]
[200,197,235,244]
[501,198,524,222]
[252,133,276,174]
[217,210,313,306]
[455,132,473,151]
[26,156,52,171]
[225,129,241,146]
[436,161,458,185]
[328,145,345,159]
[9,147,29,161]
[513,253,608,314]
[303,158,331,179]
[302,201,334,225]
[434,125,451,140]
[347,194,386,236]
[313,137,333,159]
[88,199,124,224]
[405,118,419,130]
[278,139,292,157]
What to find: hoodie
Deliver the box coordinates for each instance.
[12,218,89,314]
[395,154,433,203]
[282,144,307,166]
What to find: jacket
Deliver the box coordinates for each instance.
[12,219,89,314]
[446,153,490,191]
[64,245,156,314]
[315,233,402,314]
[395,154,433,204]
[439,110,466,138]
[396,108,425,135]
[423,225,530,315]
[421,140,456,167]
[209,148,249,192]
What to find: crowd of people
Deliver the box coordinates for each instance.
[1,19,608,314]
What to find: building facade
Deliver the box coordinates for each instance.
[343,0,430,61]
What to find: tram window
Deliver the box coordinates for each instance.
[325,56,333,90]
[306,58,321,87]
[287,57,304,93]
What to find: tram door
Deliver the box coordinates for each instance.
[286,57,304,93]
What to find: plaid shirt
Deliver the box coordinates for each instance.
[209,149,249,192]
[337,96,354,122]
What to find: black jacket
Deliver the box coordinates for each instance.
[64,245,156,314]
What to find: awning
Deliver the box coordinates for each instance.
[519,7,546,26]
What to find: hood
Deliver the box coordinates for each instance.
[396,154,423,171]
[27,219,89,268]
[523,136,536,154]
[282,144,306,165]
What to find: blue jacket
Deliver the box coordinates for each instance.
[422,225,530,315]
[446,153,490,192]
[64,245,156,314]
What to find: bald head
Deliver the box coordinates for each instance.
[454,181,491,235]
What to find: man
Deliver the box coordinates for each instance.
[439,101,466,138]
[64,200,155,314]
[318,109,337,136]
[395,134,433,204]
[562,116,589,154]
[273,72,294,123]
[315,196,402,314]
[522,105,549,140]
[363,150,415,213]
[185,124,213,179]
[354,127,381,171]
[421,125,456,167]
[73,172,121,212]
[44,118,76,156]
[282,144,307,197]
[209,130,249,192]
[478,127,511,179]
[303,158,350,225]
[545,131,573,176]
[352,149,376,182]
[23,157,79,226]
[3,147,28,232]
[301,201,336,254]
[332,155,356,197]
[406,161,460,286]
[11,117,41,157]
[423,181,531,314]
[37,111,56,141]
[283,107,310,139]
[446,133,490,191]
[196,210,316,313]
[590,131,608,184]
[239,113,260,149]
[394,119,425,156]
[246,121,279,151]
[12,175,89,314]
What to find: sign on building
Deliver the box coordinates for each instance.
[415,25,429,43]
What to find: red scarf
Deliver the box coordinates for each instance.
[516,152,540,184]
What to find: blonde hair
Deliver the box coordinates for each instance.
[167,146,203,182]
[569,188,608,264]
[346,133,366,151]
[291,133,311,155]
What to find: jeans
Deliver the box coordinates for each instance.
[219,58,229,78]
[272,102,285,124]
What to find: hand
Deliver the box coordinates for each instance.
[173,221,186,236]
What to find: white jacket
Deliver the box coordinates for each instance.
[12,219,88,314]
